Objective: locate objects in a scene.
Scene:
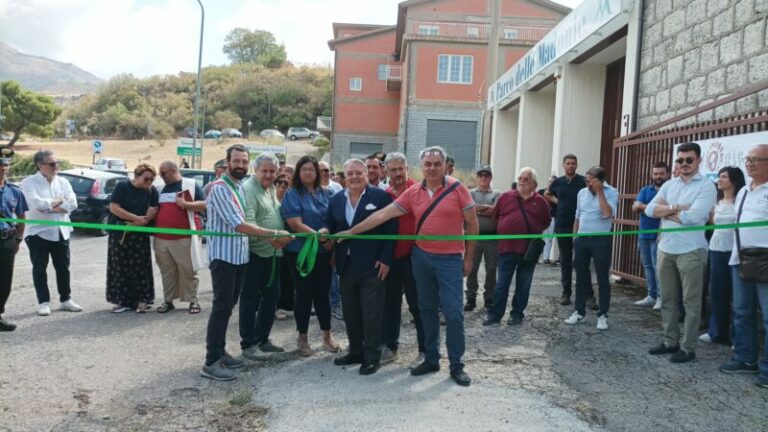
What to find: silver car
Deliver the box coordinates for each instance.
[287,127,320,140]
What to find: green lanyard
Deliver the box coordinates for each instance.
[221,175,246,214]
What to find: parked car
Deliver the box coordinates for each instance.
[91,157,127,172]
[58,168,128,236]
[287,127,320,140]
[221,128,243,138]
[204,129,222,139]
[259,129,285,141]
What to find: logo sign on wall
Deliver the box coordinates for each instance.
[673,131,768,183]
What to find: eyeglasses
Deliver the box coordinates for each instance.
[477,173,491,178]
[44,161,60,167]
[140,175,155,183]
[675,157,695,165]
[744,157,768,164]
[320,169,330,174]
[275,180,289,186]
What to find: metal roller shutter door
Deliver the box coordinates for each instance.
[426,119,477,170]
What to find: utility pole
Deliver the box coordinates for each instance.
[192,0,205,169]
[481,0,502,164]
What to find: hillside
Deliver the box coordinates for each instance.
[0,42,102,95]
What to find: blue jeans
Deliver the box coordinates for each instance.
[731,266,768,377]
[488,253,536,320]
[637,238,658,299]
[411,247,465,372]
[707,251,732,344]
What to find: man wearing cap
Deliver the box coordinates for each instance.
[0,150,28,331]
[465,165,500,311]
[203,159,227,197]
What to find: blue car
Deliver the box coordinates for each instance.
[204,130,222,139]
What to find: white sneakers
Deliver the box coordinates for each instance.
[597,316,608,330]
[380,346,398,365]
[409,352,425,369]
[699,333,712,343]
[61,299,83,312]
[634,296,655,306]
[37,302,51,316]
[653,298,662,310]
[564,311,584,325]
[38,299,83,316]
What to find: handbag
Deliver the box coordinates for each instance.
[516,197,545,264]
[735,190,768,283]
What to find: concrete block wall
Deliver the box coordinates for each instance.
[404,107,484,168]
[637,0,768,129]
[330,133,398,167]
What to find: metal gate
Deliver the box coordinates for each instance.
[610,81,768,284]
[426,119,477,170]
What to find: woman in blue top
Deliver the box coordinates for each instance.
[281,156,340,356]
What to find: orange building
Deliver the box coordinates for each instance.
[328,0,568,169]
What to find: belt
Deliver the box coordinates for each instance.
[0,228,16,240]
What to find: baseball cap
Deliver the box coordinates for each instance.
[214,159,227,169]
[0,148,14,165]
[476,165,492,175]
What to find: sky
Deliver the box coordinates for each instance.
[0,0,584,80]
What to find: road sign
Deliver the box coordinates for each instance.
[92,140,103,154]
[177,137,201,157]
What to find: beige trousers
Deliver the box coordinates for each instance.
[657,248,707,353]
[153,237,199,303]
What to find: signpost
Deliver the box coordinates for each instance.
[177,137,202,157]
[246,144,287,161]
[92,140,103,164]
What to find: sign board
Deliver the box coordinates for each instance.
[487,0,622,109]
[246,144,287,161]
[177,137,202,157]
[92,140,103,154]
[672,131,767,183]
[65,119,76,138]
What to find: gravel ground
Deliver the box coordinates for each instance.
[1,234,766,431]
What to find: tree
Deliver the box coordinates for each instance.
[223,28,287,68]
[0,81,62,148]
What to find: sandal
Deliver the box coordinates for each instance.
[323,335,341,353]
[188,302,202,314]
[136,303,148,314]
[157,302,175,313]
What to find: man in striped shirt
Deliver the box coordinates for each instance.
[201,145,292,381]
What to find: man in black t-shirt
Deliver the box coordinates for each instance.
[543,154,595,307]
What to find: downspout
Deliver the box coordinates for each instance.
[630,0,644,132]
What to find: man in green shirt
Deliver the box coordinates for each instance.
[240,152,287,359]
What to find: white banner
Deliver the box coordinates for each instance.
[673,131,768,183]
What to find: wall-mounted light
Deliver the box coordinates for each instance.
[554,64,564,81]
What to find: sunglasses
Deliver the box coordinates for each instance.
[675,157,695,165]
[44,161,60,167]
[320,169,331,174]
[275,180,289,186]
[477,173,491,178]
[140,175,155,183]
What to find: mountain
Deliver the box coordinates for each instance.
[0,42,102,96]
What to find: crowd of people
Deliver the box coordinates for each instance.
[0,142,766,389]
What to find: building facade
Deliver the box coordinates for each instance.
[328,0,569,168]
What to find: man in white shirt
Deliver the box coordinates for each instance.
[20,150,82,316]
[719,144,768,388]
[319,161,342,194]
[644,142,717,363]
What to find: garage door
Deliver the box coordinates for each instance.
[350,142,383,160]
[425,120,477,170]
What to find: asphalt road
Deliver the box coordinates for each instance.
[0,232,766,431]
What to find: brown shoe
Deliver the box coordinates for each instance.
[559,295,571,306]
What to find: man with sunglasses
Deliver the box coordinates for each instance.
[319,161,342,195]
[20,150,82,316]
[465,165,500,312]
[645,142,716,363]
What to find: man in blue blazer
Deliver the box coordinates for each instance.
[326,158,397,375]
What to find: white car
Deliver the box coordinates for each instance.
[287,127,320,140]
[91,158,127,172]
[259,129,285,142]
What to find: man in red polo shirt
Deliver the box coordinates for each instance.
[337,146,478,386]
[381,152,425,369]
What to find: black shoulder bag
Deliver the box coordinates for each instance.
[735,190,768,283]
[416,181,461,234]
[516,197,545,264]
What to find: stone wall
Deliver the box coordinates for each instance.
[330,133,398,166]
[637,0,768,129]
